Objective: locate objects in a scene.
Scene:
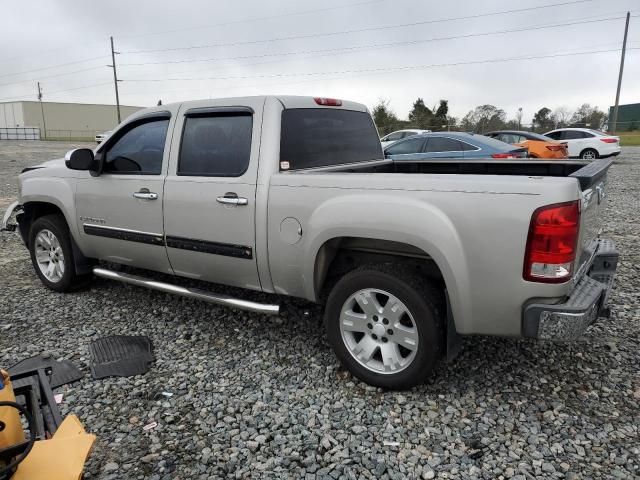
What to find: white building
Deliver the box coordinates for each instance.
[0,101,144,140]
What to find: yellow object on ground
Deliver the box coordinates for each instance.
[11,415,96,480]
[0,370,25,449]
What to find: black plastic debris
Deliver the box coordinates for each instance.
[89,335,154,379]
[9,354,84,389]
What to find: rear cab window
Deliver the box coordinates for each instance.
[280,109,382,170]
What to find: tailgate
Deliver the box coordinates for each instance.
[570,158,613,282]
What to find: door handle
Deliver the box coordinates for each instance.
[216,193,248,206]
[133,189,158,200]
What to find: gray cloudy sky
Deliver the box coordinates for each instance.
[2,0,638,124]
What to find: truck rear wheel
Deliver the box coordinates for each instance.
[325,264,444,389]
[28,214,90,292]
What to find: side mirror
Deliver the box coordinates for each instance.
[65,148,95,171]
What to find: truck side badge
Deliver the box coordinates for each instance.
[280,161,290,170]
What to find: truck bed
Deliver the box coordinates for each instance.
[307,158,611,189]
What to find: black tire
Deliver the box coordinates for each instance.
[324,264,444,389]
[28,214,90,292]
[580,148,599,160]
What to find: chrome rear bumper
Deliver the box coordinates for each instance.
[523,238,618,340]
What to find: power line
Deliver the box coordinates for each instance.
[0,56,109,80]
[116,46,639,101]
[0,82,112,103]
[122,16,635,82]
[119,0,389,39]
[0,0,387,66]
[121,0,596,55]
[121,47,640,86]
[119,13,631,72]
[0,66,105,88]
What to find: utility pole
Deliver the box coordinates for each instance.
[611,11,630,134]
[108,36,122,124]
[517,107,523,130]
[37,82,47,140]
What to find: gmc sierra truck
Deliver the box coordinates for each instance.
[1,95,618,389]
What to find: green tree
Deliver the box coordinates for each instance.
[532,107,554,132]
[371,99,399,135]
[433,99,449,130]
[570,104,607,129]
[408,98,434,129]
[461,105,506,132]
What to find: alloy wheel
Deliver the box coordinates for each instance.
[339,288,419,374]
[34,229,65,283]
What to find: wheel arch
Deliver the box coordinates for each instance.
[314,237,447,297]
[21,201,92,274]
[21,201,67,245]
[310,233,469,337]
[579,147,599,159]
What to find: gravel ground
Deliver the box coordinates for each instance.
[0,141,638,479]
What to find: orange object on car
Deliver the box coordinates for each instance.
[484,131,568,159]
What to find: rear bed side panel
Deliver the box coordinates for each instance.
[267,173,582,336]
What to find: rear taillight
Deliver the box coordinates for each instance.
[546,145,564,151]
[491,153,517,159]
[523,201,580,283]
[600,138,618,143]
[314,97,342,106]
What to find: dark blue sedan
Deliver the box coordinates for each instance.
[384,132,528,160]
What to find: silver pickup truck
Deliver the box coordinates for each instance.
[1,95,618,389]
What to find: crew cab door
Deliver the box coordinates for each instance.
[75,111,174,273]
[162,100,263,290]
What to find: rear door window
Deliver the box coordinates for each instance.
[545,131,562,140]
[564,131,589,140]
[424,136,463,152]
[385,137,425,155]
[460,141,479,151]
[281,109,382,169]
[178,113,253,177]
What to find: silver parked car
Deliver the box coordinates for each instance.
[380,129,431,148]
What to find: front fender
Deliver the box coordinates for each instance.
[302,193,472,332]
[20,176,79,240]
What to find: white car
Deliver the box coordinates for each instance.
[380,129,431,148]
[95,131,112,144]
[544,128,620,160]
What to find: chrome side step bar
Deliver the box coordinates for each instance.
[93,267,280,315]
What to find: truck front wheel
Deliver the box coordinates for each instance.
[28,214,90,292]
[325,264,444,389]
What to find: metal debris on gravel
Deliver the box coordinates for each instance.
[1,141,638,479]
